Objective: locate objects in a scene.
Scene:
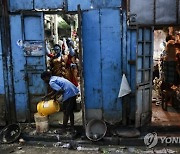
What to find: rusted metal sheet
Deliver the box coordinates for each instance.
[67,0,121,11]
[24,16,43,40]
[101,9,122,124]
[82,9,102,111]
[129,0,154,25]
[9,0,33,12]
[129,0,180,25]
[10,15,28,122]
[9,0,64,12]
[82,9,123,124]
[125,27,137,122]
[155,0,177,25]
[68,0,91,12]
[10,13,46,122]
[34,0,64,10]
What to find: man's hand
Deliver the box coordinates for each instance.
[53,96,57,101]
[41,96,47,101]
[50,95,57,101]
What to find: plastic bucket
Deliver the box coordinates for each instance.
[37,100,60,116]
[0,124,21,144]
[34,113,49,133]
[86,119,107,141]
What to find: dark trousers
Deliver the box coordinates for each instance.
[62,96,77,128]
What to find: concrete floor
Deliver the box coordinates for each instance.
[48,110,83,126]
[49,101,180,127]
[152,102,180,127]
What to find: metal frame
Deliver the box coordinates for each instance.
[77,5,86,127]
[135,26,153,127]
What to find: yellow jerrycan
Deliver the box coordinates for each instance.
[37,100,60,116]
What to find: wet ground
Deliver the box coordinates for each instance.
[151,100,180,127]
[1,143,180,154]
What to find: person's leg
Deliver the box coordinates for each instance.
[62,100,69,129]
[63,113,69,127]
[66,97,76,129]
[70,112,74,127]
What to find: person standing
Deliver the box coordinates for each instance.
[41,71,79,131]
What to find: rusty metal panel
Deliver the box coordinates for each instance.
[34,0,64,10]
[22,14,46,96]
[129,0,179,25]
[82,10,102,110]
[15,94,28,121]
[9,0,33,12]
[129,0,154,25]
[155,0,177,24]
[68,0,91,11]
[10,15,27,93]
[67,0,121,11]
[10,13,46,122]
[101,9,122,123]
[10,15,28,122]
[28,72,45,94]
[23,13,46,121]
[126,28,137,121]
[24,16,42,41]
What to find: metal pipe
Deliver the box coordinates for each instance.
[0,0,16,123]
[77,4,86,128]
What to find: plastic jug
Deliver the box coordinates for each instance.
[37,100,60,116]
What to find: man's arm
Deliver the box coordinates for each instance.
[53,90,64,101]
[42,90,56,101]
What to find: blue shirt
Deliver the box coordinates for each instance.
[49,76,79,102]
